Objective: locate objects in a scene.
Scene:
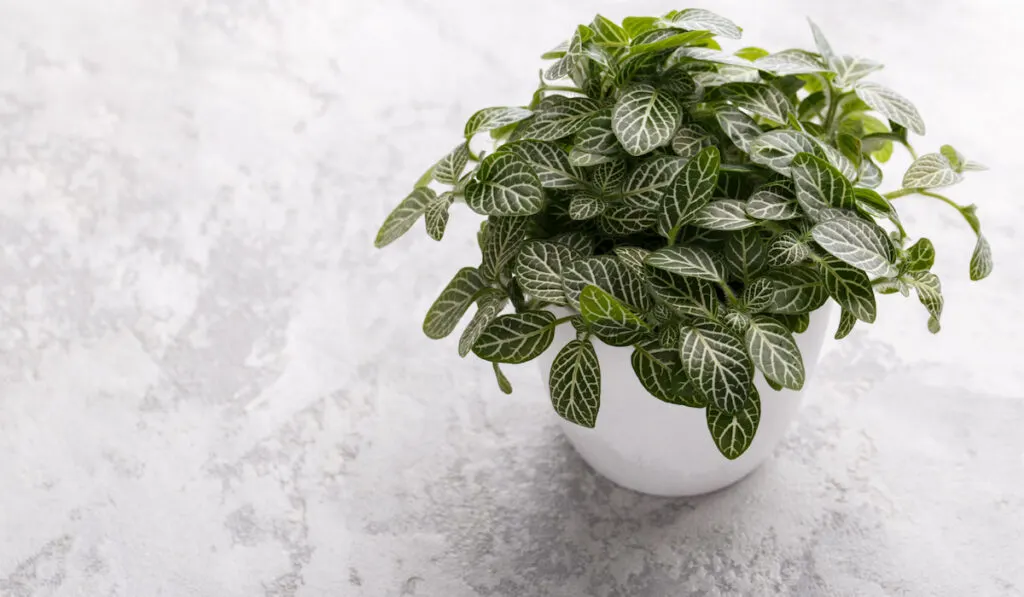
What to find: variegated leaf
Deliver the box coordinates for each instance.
[835,309,857,339]
[423,267,487,339]
[573,109,620,157]
[629,29,713,54]
[646,245,726,282]
[568,192,605,220]
[622,155,689,211]
[670,46,755,68]
[749,130,817,175]
[549,339,601,427]
[579,285,650,346]
[714,105,762,153]
[970,234,993,281]
[472,310,557,363]
[903,238,935,273]
[768,231,811,267]
[458,291,509,357]
[518,97,606,141]
[492,362,513,394]
[464,153,545,216]
[790,152,856,219]
[854,81,926,135]
[902,153,963,189]
[433,142,470,184]
[745,316,805,389]
[906,271,943,333]
[613,246,651,276]
[591,159,628,194]
[669,8,741,39]
[812,141,859,182]
[711,82,794,124]
[679,321,754,413]
[545,25,591,80]
[706,387,760,459]
[514,240,579,305]
[742,277,774,312]
[464,107,534,138]
[671,124,711,160]
[830,55,883,88]
[480,215,531,280]
[590,14,629,49]
[612,83,683,156]
[763,266,828,314]
[569,149,616,167]
[807,19,836,63]
[724,228,768,282]
[424,192,455,241]
[598,200,657,236]
[501,141,585,189]
[746,181,801,221]
[551,231,595,256]
[819,255,877,323]
[691,199,756,230]
[857,157,883,189]
[658,146,720,238]
[811,216,898,278]
[754,50,829,76]
[374,187,435,248]
[646,267,719,318]
[632,341,705,408]
[561,255,651,312]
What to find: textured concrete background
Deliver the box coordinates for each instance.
[1,1,1022,595]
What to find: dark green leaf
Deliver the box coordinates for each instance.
[724,228,768,282]
[514,240,579,304]
[679,321,754,413]
[579,285,650,346]
[658,146,720,237]
[572,109,620,157]
[434,142,470,184]
[646,267,719,318]
[904,238,935,273]
[621,155,689,210]
[465,153,546,216]
[423,267,487,339]
[551,231,596,256]
[691,199,756,231]
[748,130,817,175]
[706,387,760,459]
[472,310,557,363]
[768,231,811,267]
[819,255,877,323]
[671,124,711,159]
[763,266,828,314]
[714,105,762,153]
[613,246,651,275]
[562,255,652,312]
[549,339,601,427]
[518,97,606,141]
[590,159,628,194]
[811,216,898,278]
[741,277,774,312]
[459,291,509,357]
[745,316,805,389]
[612,83,683,156]
[791,152,856,219]
[502,140,585,189]
[568,192,605,220]
[632,341,706,407]
[905,271,943,333]
[646,245,726,282]
[970,234,993,281]
[746,180,800,221]
[835,309,857,339]
[424,191,455,241]
[481,215,531,280]
[375,187,435,248]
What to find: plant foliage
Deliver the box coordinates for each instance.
[376,11,991,460]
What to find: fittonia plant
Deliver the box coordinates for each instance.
[375,11,991,459]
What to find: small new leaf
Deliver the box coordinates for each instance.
[902,153,963,189]
[970,234,993,281]
[904,238,936,273]
[424,192,455,241]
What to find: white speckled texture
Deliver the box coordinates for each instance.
[0,1,1021,596]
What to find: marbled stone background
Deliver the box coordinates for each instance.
[1,1,1021,595]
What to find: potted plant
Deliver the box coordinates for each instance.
[374,10,992,496]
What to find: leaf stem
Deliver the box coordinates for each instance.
[717,281,740,306]
[539,85,585,94]
[551,315,577,327]
[883,188,919,200]
[918,190,963,211]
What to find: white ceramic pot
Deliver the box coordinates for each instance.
[537,302,834,497]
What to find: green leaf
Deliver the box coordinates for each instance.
[433,142,470,185]
[706,387,760,460]
[569,150,615,167]
[725,228,768,282]
[763,266,829,314]
[670,46,755,68]
[970,234,993,281]
[622,16,659,38]
[598,201,657,236]
[807,19,836,64]
[480,215,531,280]
[856,158,883,188]
[621,155,689,210]
[658,146,720,237]
[424,192,455,241]
[818,255,877,323]
[768,231,811,267]
[741,277,774,312]
[572,109,620,157]
[835,309,857,339]
[746,180,801,221]
[591,159,628,194]
[669,8,742,39]
[465,107,533,138]
[459,291,509,357]
[646,267,719,318]
[492,362,513,394]
[811,216,898,278]
[754,50,829,76]
[612,83,683,156]
[722,308,752,334]
[551,231,595,256]
[541,39,569,60]
[854,81,926,135]
[790,152,857,219]
[629,29,714,54]
[902,153,963,189]
[714,105,762,153]
[691,199,756,231]
[735,46,769,61]
[590,14,630,48]
[549,339,601,427]
[679,321,754,413]
[853,188,900,227]
[374,187,435,248]
[562,255,652,312]
[776,312,811,334]
[904,238,935,273]
[613,246,651,275]
[711,82,794,124]
[579,285,650,346]
[568,192,605,220]
[632,341,705,408]
[748,130,817,175]
[465,153,545,216]
[671,124,711,160]
[423,267,487,339]
[519,97,605,141]
[812,141,859,182]
[472,310,557,363]
[646,245,726,282]
[657,66,700,100]
[514,240,579,305]
[501,141,585,189]
[830,55,883,88]
[545,25,591,80]
[905,271,943,333]
[745,316,805,390]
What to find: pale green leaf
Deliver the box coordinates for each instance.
[622,16,659,38]
[629,29,714,54]
[423,267,487,339]
[514,240,579,305]
[819,255,877,323]
[768,231,811,267]
[754,50,829,76]
[590,14,630,48]
[459,291,509,357]
[472,310,557,363]
[670,46,755,68]
[970,234,993,281]
[812,141,859,182]
[725,228,768,282]
[745,316,805,390]
[465,107,534,138]
[711,82,794,124]
[692,199,756,230]
[706,387,760,460]
[714,105,762,153]
[679,321,754,413]
[549,339,601,427]
[569,149,616,167]
[433,142,470,185]
[669,8,741,39]
[904,238,935,273]
[658,146,720,237]
[857,157,883,189]
[374,187,435,248]
[902,153,963,189]
[763,266,828,314]
[749,130,817,175]
[671,124,712,160]
[562,255,652,312]
[465,153,545,216]
[722,309,752,334]
[579,285,650,346]
[424,191,455,241]
[811,216,898,278]
[501,140,586,189]
[830,55,883,88]
[646,245,726,282]
[568,192,605,220]
[854,81,926,135]
[905,271,943,332]
[612,83,683,156]
[735,46,769,61]
[807,19,836,64]
[492,362,513,394]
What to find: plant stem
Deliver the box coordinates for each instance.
[717,281,740,306]
[551,315,577,327]
[539,85,585,94]
[823,86,842,137]
[919,190,963,211]
[883,187,919,200]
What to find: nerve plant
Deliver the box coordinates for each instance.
[375,11,992,459]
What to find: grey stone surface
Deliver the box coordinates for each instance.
[1,1,1022,595]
